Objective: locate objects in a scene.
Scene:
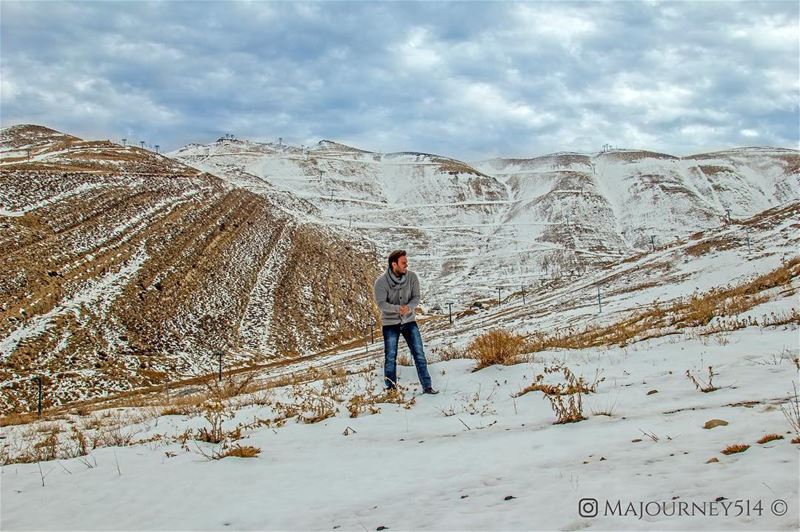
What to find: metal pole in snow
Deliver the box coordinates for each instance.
[650,235,655,251]
[746,230,751,254]
[33,377,42,417]
[522,285,526,305]
[597,285,602,313]
[216,352,223,382]
[497,288,501,306]
[447,302,453,324]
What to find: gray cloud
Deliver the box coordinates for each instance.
[1,1,797,160]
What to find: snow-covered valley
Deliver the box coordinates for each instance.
[2,193,798,530]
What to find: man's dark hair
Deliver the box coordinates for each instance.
[388,249,406,269]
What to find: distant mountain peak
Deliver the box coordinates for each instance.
[314,139,371,153]
[1,124,81,147]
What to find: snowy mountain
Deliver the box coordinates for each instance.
[170,139,799,307]
[0,125,380,415]
[2,123,797,418]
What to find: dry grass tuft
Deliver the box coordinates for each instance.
[684,235,739,257]
[721,443,750,455]
[215,444,261,459]
[468,329,528,370]
[347,381,383,418]
[432,343,468,362]
[0,412,46,428]
[521,258,799,352]
[756,433,784,444]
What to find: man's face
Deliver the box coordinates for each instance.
[393,255,408,275]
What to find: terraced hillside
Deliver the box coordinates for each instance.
[0,125,380,415]
[172,139,799,307]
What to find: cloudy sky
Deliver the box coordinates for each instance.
[2,1,798,160]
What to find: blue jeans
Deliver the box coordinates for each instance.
[382,321,433,389]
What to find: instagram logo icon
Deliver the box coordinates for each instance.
[579,498,599,517]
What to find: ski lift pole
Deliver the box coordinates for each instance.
[597,285,602,313]
[33,376,43,417]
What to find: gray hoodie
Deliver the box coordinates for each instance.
[374,268,421,326]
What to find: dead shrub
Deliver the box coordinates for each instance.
[297,394,337,424]
[70,426,89,457]
[761,308,800,327]
[33,426,61,462]
[546,393,586,424]
[193,374,260,443]
[397,354,413,366]
[517,366,604,397]
[468,329,528,369]
[781,381,800,439]
[514,365,595,424]
[375,385,416,410]
[196,399,231,444]
[686,366,718,392]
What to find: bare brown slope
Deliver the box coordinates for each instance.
[0,127,380,415]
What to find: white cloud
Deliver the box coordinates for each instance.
[392,27,443,71]
[0,1,797,159]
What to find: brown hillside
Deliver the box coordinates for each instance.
[0,127,380,415]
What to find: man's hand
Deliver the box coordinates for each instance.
[399,304,410,316]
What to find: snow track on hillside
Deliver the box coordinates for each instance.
[238,222,295,357]
[0,246,149,358]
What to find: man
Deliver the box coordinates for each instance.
[374,249,438,394]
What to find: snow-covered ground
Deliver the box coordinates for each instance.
[2,127,797,529]
[2,202,798,530]
[1,312,797,530]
